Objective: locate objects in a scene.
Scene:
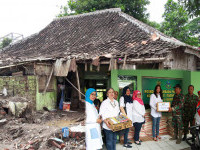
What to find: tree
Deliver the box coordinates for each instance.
[146,20,161,30]
[160,0,199,47]
[186,17,200,36]
[185,17,200,46]
[178,0,200,17]
[58,0,150,22]
[0,38,12,49]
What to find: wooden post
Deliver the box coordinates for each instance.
[159,62,164,69]
[85,63,87,71]
[33,62,36,75]
[90,63,92,71]
[109,58,114,71]
[43,66,54,94]
[76,65,81,101]
[122,55,127,69]
[114,59,117,70]
[97,64,100,71]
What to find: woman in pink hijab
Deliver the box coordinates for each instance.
[132,90,145,145]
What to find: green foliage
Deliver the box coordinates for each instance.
[160,0,199,47]
[186,17,200,35]
[58,0,150,22]
[0,38,12,49]
[146,20,161,30]
[178,0,200,17]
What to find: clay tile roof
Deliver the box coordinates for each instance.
[0,8,198,66]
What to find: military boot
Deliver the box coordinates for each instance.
[170,128,178,140]
[170,133,177,140]
[182,134,187,141]
[176,130,183,144]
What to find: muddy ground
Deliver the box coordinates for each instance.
[0,102,86,150]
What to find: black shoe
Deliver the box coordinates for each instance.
[127,142,132,145]
[134,141,141,145]
[124,144,132,148]
[182,135,187,141]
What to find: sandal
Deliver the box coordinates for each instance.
[153,137,157,141]
[156,136,161,139]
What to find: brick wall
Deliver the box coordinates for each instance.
[0,76,36,106]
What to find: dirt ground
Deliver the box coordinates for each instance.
[0,103,86,150]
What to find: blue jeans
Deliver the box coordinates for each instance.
[152,117,161,138]
[133,122,143,141]
[103,129,117,150]
[124,128,129,144]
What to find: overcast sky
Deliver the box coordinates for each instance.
[0,0,168,38]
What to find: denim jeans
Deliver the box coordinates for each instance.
[152,117,161,138]
[133,122,143,141]
[103,128,117,150]
[124,128,129,144]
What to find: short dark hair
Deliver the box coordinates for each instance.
[188,85,194,90]
[106,88,114,95]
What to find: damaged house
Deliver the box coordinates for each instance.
[0,8,200,111]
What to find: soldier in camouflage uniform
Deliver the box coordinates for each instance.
[182,85,199,140]
[169,84,185,144]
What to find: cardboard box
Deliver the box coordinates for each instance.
[106,115,132,132]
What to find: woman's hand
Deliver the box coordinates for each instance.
[97,118,102,124]
[96,115,102,124]
[104,119,111,129]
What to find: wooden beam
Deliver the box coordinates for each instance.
[90,63,92,71]
[122,55,127,69]
[97,64,100,71]
[43,66,54,94]
[108,58,112,71]
[76,65,81,101]
[127,57,166,62]
[159,62,164,69]
[85,63,87,71]
[114,59,117,70]
[100,61,110,64]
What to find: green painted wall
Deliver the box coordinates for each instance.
[36,76,57,111]
[191,71,200,95]
[0,75,36,105]
[111,69,200,103]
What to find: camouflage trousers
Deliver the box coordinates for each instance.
[172,116,183,130]
[183,116,195,135]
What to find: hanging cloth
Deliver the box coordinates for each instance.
[59,89,64,110]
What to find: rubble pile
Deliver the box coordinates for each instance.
[0,97,86,150]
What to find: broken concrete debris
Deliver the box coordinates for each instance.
[0,97,86,150]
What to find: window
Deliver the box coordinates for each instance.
[38,76,54,93]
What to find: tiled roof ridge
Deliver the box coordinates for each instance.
[119,12,186,47]
[54,8,197,50]
[54,8,121,20]
[119,11,198,50]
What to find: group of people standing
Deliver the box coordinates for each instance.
[85,84,200,150]
[85,87,145,150]
[169,84,200,144]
